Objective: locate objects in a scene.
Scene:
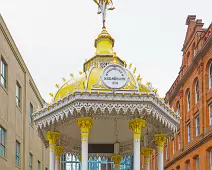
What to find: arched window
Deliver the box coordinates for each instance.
[195,81,199,103]
[177,103,180,115]
[209,63,212,89]
[187,91,191,112]
[193,43,196,57]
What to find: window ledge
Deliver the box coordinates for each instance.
[15,165,21,169]
[0,155,7,161]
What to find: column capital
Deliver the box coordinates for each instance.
[142,148,153,159]
[154,134,167,147]
[112,155,122,169]
[78,117,93,133]
[129,118,146,140]
[46,131,60,145]
[55,146,65,157]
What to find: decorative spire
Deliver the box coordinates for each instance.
[93,0,115,29]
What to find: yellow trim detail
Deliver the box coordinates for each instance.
[129,118,146,137]
[142,148,153,159]
[55,146,65,157]
[112,155,122,170]
[154,134,167,147]
[46,132,60,145]
[78,117,93,134]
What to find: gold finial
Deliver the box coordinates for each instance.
[56,84,60,88]
[146,82,151,87]
[129,63,132,69]
[93,0,115,28]
[70,74,74,78]
[133,67,137,74]
[49,93,54,98]
[123,60,127,68]
[153,89,158,94]
[112,52,119,64]
[79,71,83,75]
[137,75,142,82]
[62,78,66,83]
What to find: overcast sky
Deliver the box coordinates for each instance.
[0,0,211,102]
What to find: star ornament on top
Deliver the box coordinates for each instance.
[93,0,115,28]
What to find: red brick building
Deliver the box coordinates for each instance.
[153,15,212,170]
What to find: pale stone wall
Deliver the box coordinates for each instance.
[0,14,49,170]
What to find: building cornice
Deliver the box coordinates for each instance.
[166,34,212,103]
[0,14,44,105]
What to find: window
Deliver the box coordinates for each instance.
[188,124,191,142]
[172,139,175,154]
[195,81,199,103]
[16,82,21,108]
[210,151,212,170]
[166,146,168,160]
[194,48,196,57]
[196,116,200,136]
[16,141,20,166]
[210,63,212,89]
[187,161,190,170]
[29,153,33,170]
[0,127,6,157]
[210,105,212,126]
[38,160,41,170]
[187,91,191,112]
[30,103,33,124]
[177,103,180,116]
[178,134,181,150]
[1,58,7,88]
[196,157,200,170]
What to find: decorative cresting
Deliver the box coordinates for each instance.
[46,132,60,170]
[129,118,146,140]
[154,134,167,170]
[78,117,93,141]
[112,155,122,170]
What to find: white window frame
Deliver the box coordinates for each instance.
[30,103,33,124]
[188,124,191,142]
[187,91,191,112]
[210,63,212,89]
[177,103,180,116]
[196,116,200,136]
[0,58,7,88]
[0,127,6,157]
[16,141,20,166]
[195,81,199,103]
[16,82,21,108]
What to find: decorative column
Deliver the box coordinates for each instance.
[55,146,65,170]
[154,134,167,170]
[78,118,93,170]
[142,148,153,170]
[112,155,122,170]
[129,118,146,170]
[46,132,60,170]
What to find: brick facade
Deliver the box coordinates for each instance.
[150,15,212,170]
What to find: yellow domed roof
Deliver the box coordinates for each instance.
[54,64,151,102]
